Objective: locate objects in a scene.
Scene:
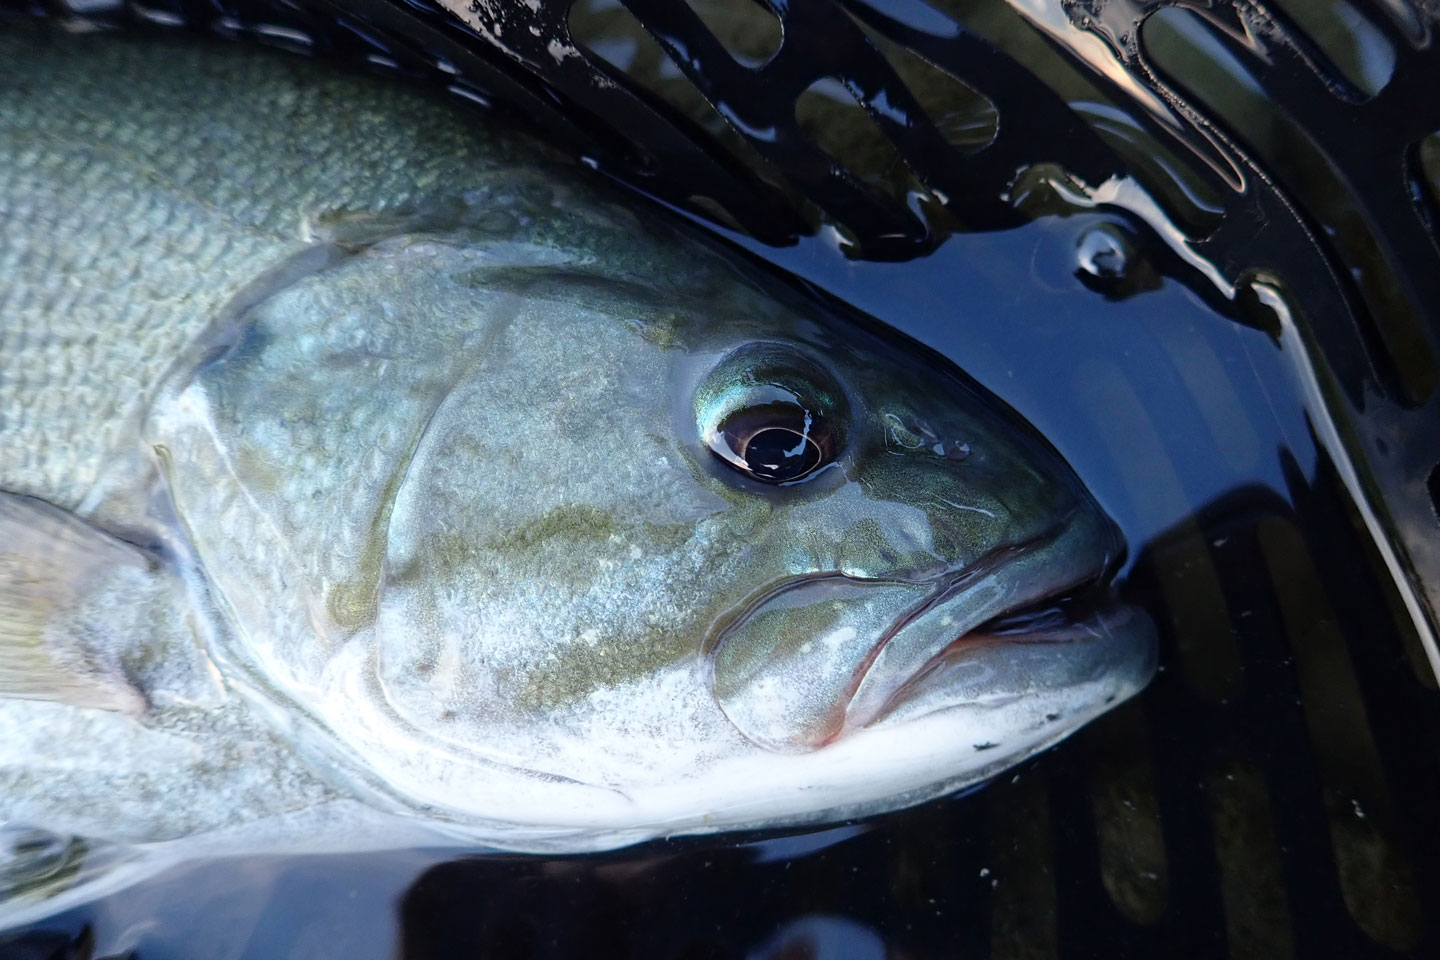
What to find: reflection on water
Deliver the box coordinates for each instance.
[3,0,1440,956]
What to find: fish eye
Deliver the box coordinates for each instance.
[695,344,848,486]
[708,401,834,484]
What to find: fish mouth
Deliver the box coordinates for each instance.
[706,514,1154,753]
[845,581,1147,739]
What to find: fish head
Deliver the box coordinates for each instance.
[680,319,1156,757]
[155,196,1155,843]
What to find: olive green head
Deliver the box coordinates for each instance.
[153,182,1154,843]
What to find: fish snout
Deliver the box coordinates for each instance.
[869,603,1159,738]
[706,504,1141,754]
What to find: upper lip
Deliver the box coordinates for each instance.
[829,545,1039,717]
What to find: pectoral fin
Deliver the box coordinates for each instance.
[0,493,159,714]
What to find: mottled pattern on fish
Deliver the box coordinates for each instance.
[0,20,1154,909]
[0,26,521,511]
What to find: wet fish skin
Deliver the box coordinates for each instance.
[0,20,1155,905]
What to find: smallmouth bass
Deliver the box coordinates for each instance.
[0,21,1155,916]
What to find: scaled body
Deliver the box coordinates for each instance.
[0,22,1154,917]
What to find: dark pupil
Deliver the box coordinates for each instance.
[739,427,820,482]
[718,404,826,483]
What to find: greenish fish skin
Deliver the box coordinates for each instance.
[0,21,1155,909]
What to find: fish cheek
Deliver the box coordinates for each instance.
[373,498,740,723]
[371,432,715,731]
[326,569,381,632]
[709,580,929,751]
[324,442,429,634]
[371,566,475,719]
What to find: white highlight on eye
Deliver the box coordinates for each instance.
[782,409,813,459]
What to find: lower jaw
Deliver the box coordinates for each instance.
[851,595,1150,735]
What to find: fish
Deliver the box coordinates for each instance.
[0,20,1156,917]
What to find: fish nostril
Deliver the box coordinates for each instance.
[881,413,973,463]
[882,413,929,452]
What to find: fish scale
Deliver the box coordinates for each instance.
[0,20,1152,924]
[0,26,512,515]
[0,27,573,864]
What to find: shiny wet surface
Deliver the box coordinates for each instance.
[3,201,1436,958]
[4,0,1440,955]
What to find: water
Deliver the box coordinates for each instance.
[4,0,1440,956]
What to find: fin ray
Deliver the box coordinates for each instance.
[0,492,151,714]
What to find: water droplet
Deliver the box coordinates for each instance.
[1073,221,1161,299]
[1076,223,1134,282]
